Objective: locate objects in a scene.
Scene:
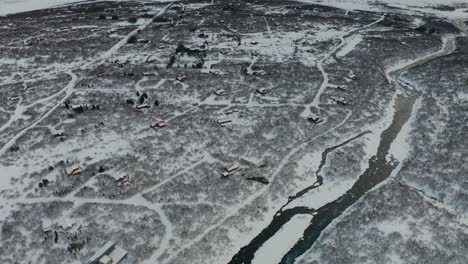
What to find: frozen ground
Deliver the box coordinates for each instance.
[0,0,176,16]
[0,0,467,263]
[2,0,468,18]
[0,0,107,15]
[299,0,468,18]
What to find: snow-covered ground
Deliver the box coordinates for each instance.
[298,0,468,19]
[252,215,313,264]
[0,0,86,15]
[1,0,466,263]
[299,0,468,10]
[2,0,468,18]
[0,0,175,16]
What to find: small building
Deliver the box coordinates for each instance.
[210,70,220,76]
[224,163,238,172]
[96,71,107,77]
[8,96,20,101]
[330,97,349,106]
[336,97,349,106]
[336,85,348,91]
[88,241,128,264]
[59,218,74,230]
[176,75,187,82]
[256,88,268,95]
[112,175,130,187]
[99,255,112,264]
[348,72,356,80]
[217,118,232,127]
[72,105,85,114]
[65,164,83,176]
[107,245,128,263]
[222,163,239,177]
[150,120,167,129]
[88,241,115,264]
[136,104,150,109]
[307,115,323,124]
[253,70,266,76]
[214,89,225,96]
[142,72,156,76]
[53,131,65,137]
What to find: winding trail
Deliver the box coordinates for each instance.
[0,5,176,260]
[0,71,78,157]
[225,25,461,264]
[385,34,458,82]
[163,107,354,264]
[1,4,461,264]
[301,14,385,118]
[0,4,173,159]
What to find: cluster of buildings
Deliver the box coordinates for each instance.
[216,108,239,127]
[64,162,130,187]
[326,71,356,107]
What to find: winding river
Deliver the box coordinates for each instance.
[228,33,458,264]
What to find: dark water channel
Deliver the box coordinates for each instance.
[228,94,418,264]
[280,94,418,263]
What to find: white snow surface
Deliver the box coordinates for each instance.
[336,35,363,58]
[0,163,23,191]
[299,0,467,10]
[2,0,468,18]
[252,214,313,264]
[0,0,175,16]
[298,0,468,20]
[0,0,85,15]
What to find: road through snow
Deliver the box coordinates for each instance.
[301,14,385,118]
[0,3,173,159]
[0,71,77,157]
